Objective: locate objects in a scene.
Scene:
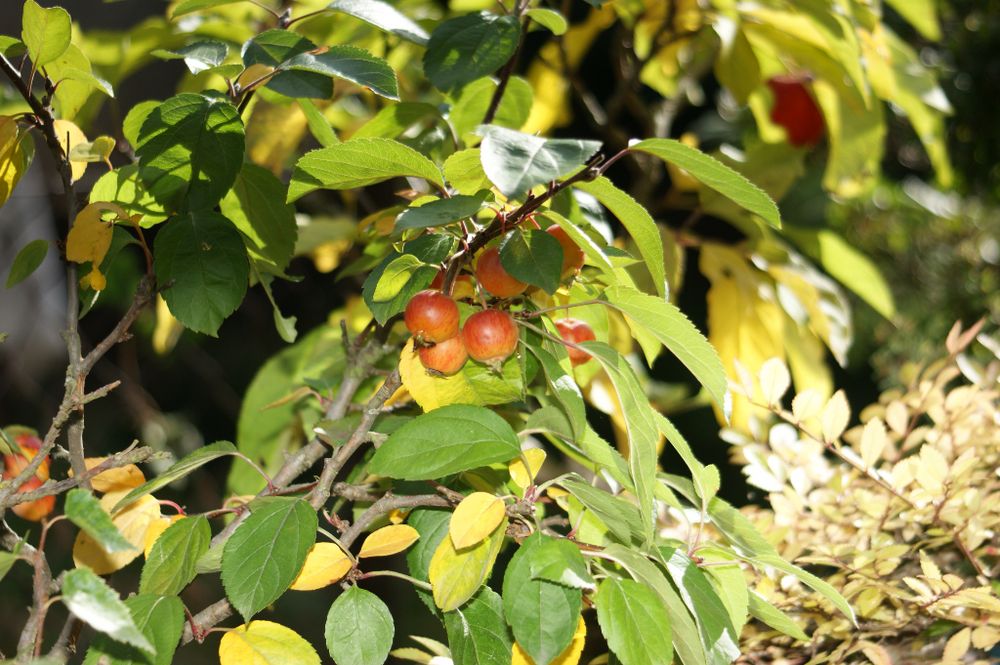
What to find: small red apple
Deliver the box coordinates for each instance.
[418,336,468,376]
[3,432,54,522]
[475,247,527,298]
[404,290,460,343]
[462,309,519,368]
[554,318,596,366]
[545,225,585,278]
[767,75,825,148]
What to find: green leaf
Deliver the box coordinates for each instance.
[65,489,135,554]
[140,516,210,596]
[885,0,940,40]
[220,163,298,274]
[654,413,713,507]
[604,285,729,417]
[327,0,429,44]
[430,518,507,612]
[559,476,644,546]
[172,0,245,17]
[528,536,594,590]
[395,194,488,231]
[242,29,332,100]
[369,405,520,480]
[406,508,451,610]
[526,8,568,35]
[325,586,394,665]
[6,239,48,288]
[288,137,444,201]
[284,46,399,101]
[751,553,856,627]
[600,545,706,665]
[135,93,245,212]
[153,211,249,336]
[450,76,533,138]
[595,577,672,665]
[444,587,513,665]
[0,551,22,584]
[62,568,154,654]
[423,12,520,92]
[0,36,25,58]
[221,497,318,621]
[502,533,581,665]
[747,592,808,642]
[525,346,585,440]
[499,230,563,295]
[573,178,665,297]
[578,342,657,541]
[477,126,601,200]
[445,149,491,196]
[371,254,430,302]
[354,102,440,140]
[659,548,740,665]
[123,102,160,149]
[713,24,759,105]
[45,45,102,121]
[21,0,71,67]
[83,595,185,665]
[113,441,237,513]
[299,99,339,146]
[151,40,228,74]
[630,139,781,229]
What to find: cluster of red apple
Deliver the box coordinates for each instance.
[404,225,596,375]
[2,431,55,521]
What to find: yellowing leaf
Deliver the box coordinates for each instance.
[52,118,88,181]
[65,202,128,292]
[398,339,521,411]
[758,357,790,406]
[219,620,320,665]
[449,492,506,550]
[942,627,971,664]
[143,514,183,557]
[429,518,506,611]
[509,448,546,490]
[246,98,307,175]
[153,294,184,355]
[0,115,32,210]
[358,524,420,558]
[290,542,353,590]
[820,390,850,443]
[859,417,887,468]
[78,457,146,492]
[73,491,160,575]
[513,616,586,665]
[69,135,116,168]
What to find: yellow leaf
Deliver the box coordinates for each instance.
[942,627,971,664]
[290,542,352,590]
[73,491,160,574]
[513,616,586,665]
[52,118,89,182]
[143,514,183,558]
[66,202,128,292]
[758,357,790,406]
[449,492,506,550]
[820,390,850,443]
[429,518,506,611]
[858,417,887,468]
[219,620,320,665]
[245,98,307,174]
[0,115,32,210]
[509,448,546,490]
[358,524,420,558]
[77,456,146,492]
[68,134,116,168]
[153,294,183,355]
[398,339,521,411]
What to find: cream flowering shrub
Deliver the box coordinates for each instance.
[728,322,1000,664]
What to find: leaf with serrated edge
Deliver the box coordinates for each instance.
[140,515,210,596]
[65,489,134,554]
[291,542,352,591]
[595,577,672,665]
[430,517,507,611]
[62,567,154,654]
[219,620,320,665]
[73,492,161,575]
[450,492,506,549]
[114,441,237,513]
[325,586,394,665]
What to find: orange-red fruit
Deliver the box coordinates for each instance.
[475,248,527,298]
[555,318,596,366]
[546,225,585,278]
[462,309,519,367]
[404,290,460,343]
[418,336,469,376]
[767,75,825,148]
[3,433,54,522]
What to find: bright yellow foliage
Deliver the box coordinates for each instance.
[219,620,320,665]
[449,492,506,549]
[73,491,160,574]
[358,524,420,558]
[290,542,353,590]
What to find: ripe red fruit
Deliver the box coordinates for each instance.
[462,309,519,368]
[3,433,54,522]
[767,75,825,148]
[404,290,460,343]
[554,318,596,366]
[475,248,527,298]
[418,336,468,376]
[546,225,585,278]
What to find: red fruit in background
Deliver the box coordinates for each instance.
[3,432,54,522]
[767,75,825,148]
[545,225,585,278]
[404,290,460,343]
[475,248,527,298]
[554,318,596,366]
[462,309,519,368]
[418,336,468,376]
